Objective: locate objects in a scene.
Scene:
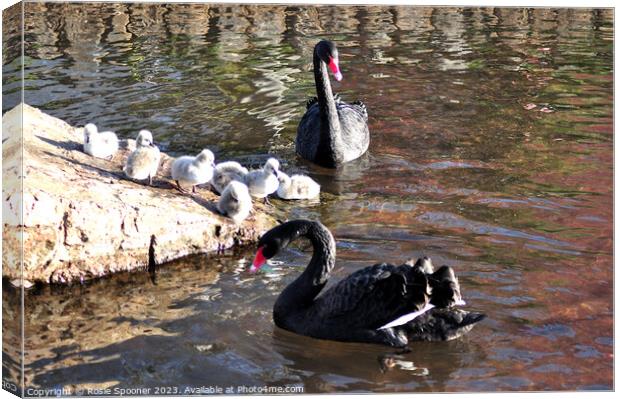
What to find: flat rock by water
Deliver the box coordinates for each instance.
[2,103,276,285]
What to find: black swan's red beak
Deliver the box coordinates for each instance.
[328,57,342,81]
[251,246,267,273]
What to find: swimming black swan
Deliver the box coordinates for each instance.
[296,40,370,168]
[251,220,485,347]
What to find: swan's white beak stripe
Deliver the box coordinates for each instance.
[251,247,266,273]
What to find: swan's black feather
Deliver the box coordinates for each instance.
[305,97,318,109]
[297,100,370,166]
[404,308,486,341]
[428,265,462,308]
[351,100,368,121]
[306,93,341,109]
[313,263,430,329]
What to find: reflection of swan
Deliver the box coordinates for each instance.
[270,326,476,392]
[251,220,485,347]
[378,353,429,375]
[296,40,370,168]
[123,130,160,186]
[301,150,372,197]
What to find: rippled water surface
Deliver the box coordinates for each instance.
[2,3,613,393]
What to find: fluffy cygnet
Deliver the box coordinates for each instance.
[217,180,252,223]
[123,130,161,185]
[171,149,216,193]
[211,161,249,194]
[83,123,119,159]
[276,172,321,200]
[244,158,280,203]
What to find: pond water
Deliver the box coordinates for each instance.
[2,3,613,394]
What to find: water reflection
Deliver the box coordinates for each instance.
[2,3,613,393]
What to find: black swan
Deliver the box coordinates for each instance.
[251,220,485,347]
[296,40,370,168]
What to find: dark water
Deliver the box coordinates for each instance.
[2,3,613,393]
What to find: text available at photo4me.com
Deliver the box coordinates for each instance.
[22,384,305,396]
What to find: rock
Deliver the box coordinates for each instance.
[2,103,277,284]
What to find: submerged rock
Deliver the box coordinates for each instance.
[2,103,276,284]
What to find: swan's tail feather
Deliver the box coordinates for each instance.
[428,265,463,308]
[462,312,486,326]
[402,308,486,342]
[407,256,434,274]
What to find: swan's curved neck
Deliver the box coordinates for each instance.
[274,221,336,323]
[313,51,344,166]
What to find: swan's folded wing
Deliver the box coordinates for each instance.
[351,100,368,121]
[337,102,369,130]
[428,265,463,308]
[314,263,430,329]
[404,308,486,341]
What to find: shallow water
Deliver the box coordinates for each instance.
[2,3,613,393]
